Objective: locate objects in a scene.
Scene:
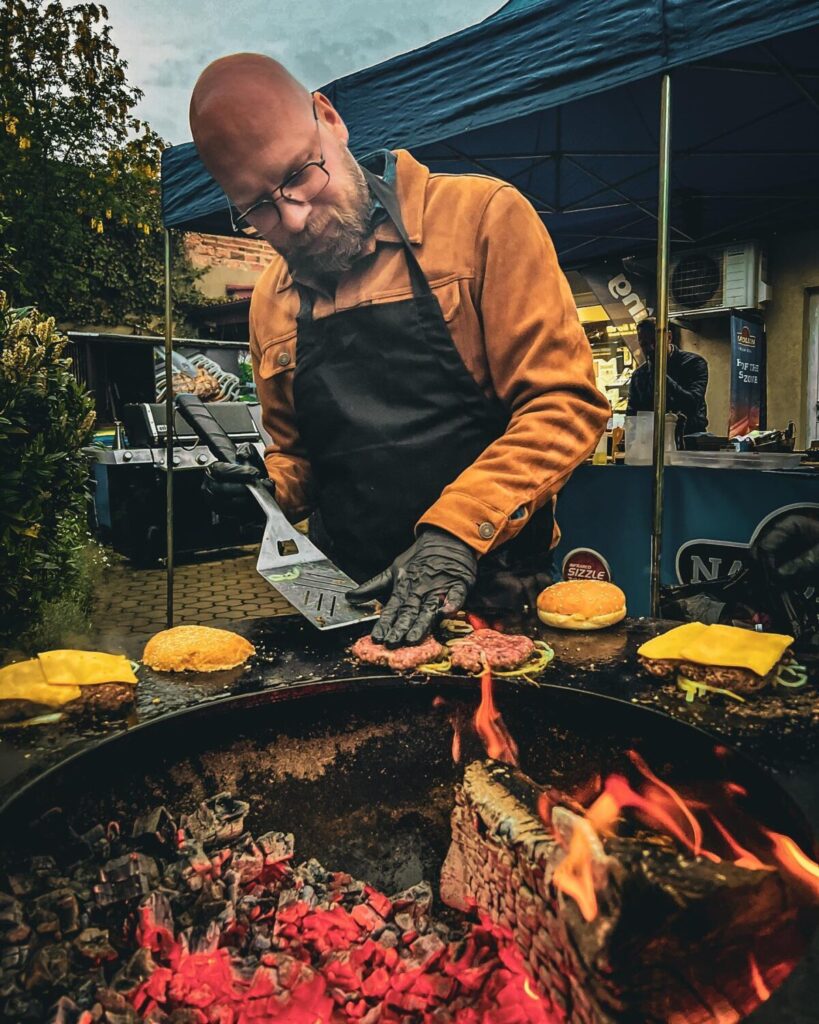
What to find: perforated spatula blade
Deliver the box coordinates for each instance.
[176,395,377,631]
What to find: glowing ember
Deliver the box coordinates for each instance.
[473,666,519,767]
[132,894,562,1023]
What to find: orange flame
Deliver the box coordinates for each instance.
[748,954,771,1002]
[473,666,518,766]
[552,827,599,923]
[586,790,621,834]
[708,814,769,872]
[452,722,462,764]
[602,775,721,863]
[467,613,492,631]
[762,830,819,899]
[627,750,704,856]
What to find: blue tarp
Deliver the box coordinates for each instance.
[161,0,819,264]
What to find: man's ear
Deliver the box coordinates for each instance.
[313,91,349,146]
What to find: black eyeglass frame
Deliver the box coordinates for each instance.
[226,97,329,235]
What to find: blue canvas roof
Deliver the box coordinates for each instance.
[161,0,819,265]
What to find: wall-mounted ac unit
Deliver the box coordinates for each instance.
[669,241,771,317]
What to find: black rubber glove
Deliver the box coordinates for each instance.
[347,527,478,647]
[753,514,819,589]
[202,442,274,520]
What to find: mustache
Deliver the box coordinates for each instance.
[281,156,373,276]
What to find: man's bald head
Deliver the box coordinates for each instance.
[190,54,314,185]
[188,53,370,278]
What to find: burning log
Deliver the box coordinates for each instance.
[441,760,812,1024]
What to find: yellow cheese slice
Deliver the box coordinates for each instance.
[37,650,138,687]
[0,659,82,706]
[679,624,793,678]
[637,622,710,661]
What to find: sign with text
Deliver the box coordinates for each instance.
[729,313,766,437]
[561,547,612,583]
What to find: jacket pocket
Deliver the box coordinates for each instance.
[258,333,297,380]
[430,278,462,323]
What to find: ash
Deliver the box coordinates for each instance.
[0,790,562,1023]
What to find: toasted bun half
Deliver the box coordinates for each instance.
[537,580,626,631]
[143,625,255,672]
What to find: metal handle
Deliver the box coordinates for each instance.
[175,393,236,463]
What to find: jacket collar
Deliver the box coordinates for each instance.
[274,149,428,293]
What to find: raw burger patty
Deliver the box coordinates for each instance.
[351,634,447,671]
[449,628,535,674]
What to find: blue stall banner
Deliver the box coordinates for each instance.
[729,313,766,437]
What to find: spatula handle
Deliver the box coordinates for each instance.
[175,394,237,463]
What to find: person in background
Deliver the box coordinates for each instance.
[626,319,708,434]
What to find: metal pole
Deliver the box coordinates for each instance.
[164,229,175,628]
[650,74,672,618]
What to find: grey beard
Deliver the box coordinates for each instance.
[284,157,373,279]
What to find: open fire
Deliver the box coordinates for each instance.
[1,665,817,1023]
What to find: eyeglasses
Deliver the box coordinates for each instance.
[226,99,330,238]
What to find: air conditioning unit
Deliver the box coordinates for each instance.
[669,241,771,316]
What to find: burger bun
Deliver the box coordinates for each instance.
[537,580,626,631]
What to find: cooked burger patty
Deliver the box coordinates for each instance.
[64,683,135,718]
[351,634,447,671]
[0,683,135,724]
[678,662,774,694]
[638,656,679,679]
[449,629,535,674]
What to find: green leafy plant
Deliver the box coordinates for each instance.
[0,0,203,329]
[0,292,100,650]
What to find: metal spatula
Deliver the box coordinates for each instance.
[176,395,377,631]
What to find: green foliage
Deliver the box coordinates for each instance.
[0,293,101,648]
[0,0,202,328]
[0,212,18,284]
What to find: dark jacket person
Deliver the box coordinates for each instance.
[627,321,709,434]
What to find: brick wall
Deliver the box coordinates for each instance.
[185,232,275,300]
[185,232,274,274]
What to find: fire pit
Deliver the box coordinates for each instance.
[0,677,816,1023]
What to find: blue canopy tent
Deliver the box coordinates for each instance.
[162,0,819,262]
[158,0,819,623]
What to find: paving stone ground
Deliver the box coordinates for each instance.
[90,545,297,646]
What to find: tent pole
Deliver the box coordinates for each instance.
[164,228,175,629]
[650,74,672,618]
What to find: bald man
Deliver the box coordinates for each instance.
[190,55,610,647]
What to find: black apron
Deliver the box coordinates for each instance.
[292,169,554,600]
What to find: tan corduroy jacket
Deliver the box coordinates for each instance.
[249,149,610,556]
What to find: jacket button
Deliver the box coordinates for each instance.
[277,351,292,367]
[478,521,495,540]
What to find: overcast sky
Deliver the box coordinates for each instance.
[98,0,503,145]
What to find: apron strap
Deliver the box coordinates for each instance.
[361,167,431,301]
[295,167,427,322]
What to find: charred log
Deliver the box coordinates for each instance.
[441,760,812,1024]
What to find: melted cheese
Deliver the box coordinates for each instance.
[0,659,82,706]
[37,650,137,687]
[637,622,709,661]
[678,624,793,677]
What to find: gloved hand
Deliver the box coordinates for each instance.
[203,443,274,520]
[347,527,478,647]
[752,514,819,589]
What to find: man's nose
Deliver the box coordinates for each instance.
[277,200,312,234]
